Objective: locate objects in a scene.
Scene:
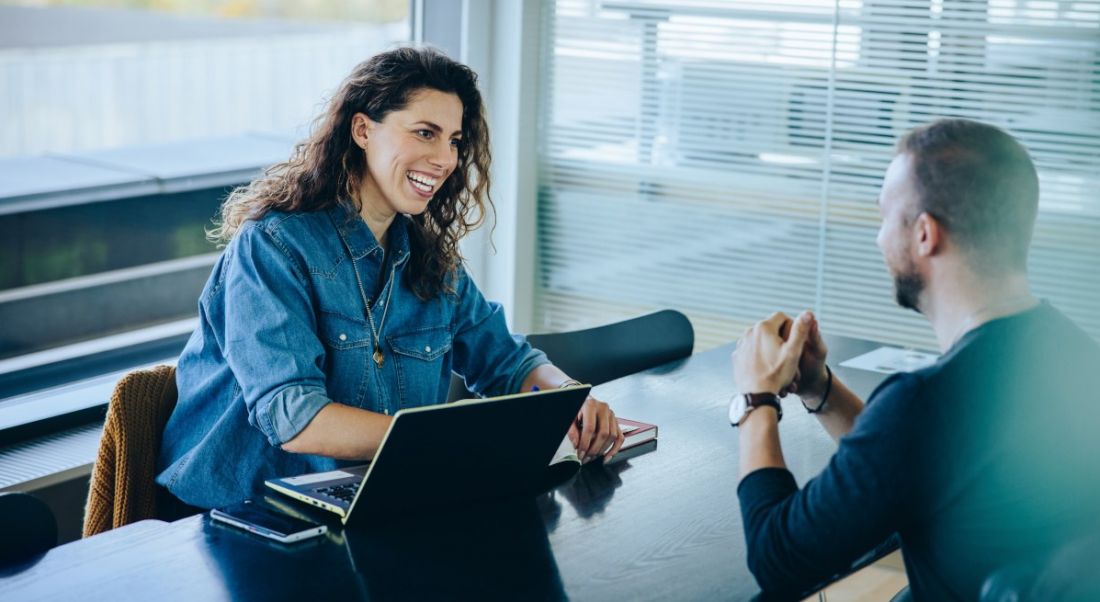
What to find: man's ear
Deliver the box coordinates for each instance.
[350,113,371,149]
[912,211,944,258]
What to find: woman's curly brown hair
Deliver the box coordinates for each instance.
[211,46,492,300]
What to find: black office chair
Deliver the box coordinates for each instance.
[448,309,694,401]
[980,530,1100,601]
[0,491,58,567]
[889,586,912,602]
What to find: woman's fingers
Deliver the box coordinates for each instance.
[577,397,621,463]
[603,420,625,462]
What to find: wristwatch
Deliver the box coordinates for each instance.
[728,392,783,427]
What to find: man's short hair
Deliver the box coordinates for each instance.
[897,119,1039,272]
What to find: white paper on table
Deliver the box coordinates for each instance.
[839,346,939,374]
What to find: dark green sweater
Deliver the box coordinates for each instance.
[738,302,1100,601]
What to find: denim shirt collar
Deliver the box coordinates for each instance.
[325,201,411,268]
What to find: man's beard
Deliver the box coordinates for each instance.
[893,261,924,312]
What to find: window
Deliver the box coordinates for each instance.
[0,1,409,413]
[1,0,410,158]
[535,0,1100,351]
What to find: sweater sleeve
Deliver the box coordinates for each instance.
[737,373,925,599]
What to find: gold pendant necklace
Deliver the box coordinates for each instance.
[364,269,394,367]
[346,245,394,369]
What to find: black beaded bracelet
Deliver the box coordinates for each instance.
[803,364,832,414]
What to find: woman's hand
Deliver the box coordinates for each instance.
[569,395,624,463]
[521,364,625,463]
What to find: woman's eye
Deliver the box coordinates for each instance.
[450,138,462,149]
[415,129,433,139]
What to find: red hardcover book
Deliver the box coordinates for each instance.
[547,417,658,469]
[616,417,658,451]
[542,417,659,487]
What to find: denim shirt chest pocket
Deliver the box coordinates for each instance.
[388,325,452,409]
[317,311,373,410]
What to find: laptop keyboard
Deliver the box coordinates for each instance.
[317,482,360,504]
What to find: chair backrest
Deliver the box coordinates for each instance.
[448,310,694,401]
[83,364,178,537]
[527,309,694,386]
[0,491,57,567]
[980,529,1100,601]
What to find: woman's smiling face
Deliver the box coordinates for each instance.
[355,88,464,219]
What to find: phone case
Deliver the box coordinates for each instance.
[210,500,328,543]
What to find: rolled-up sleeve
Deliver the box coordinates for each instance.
[217,224,333,446]
[508,334,551,393]
[255,384,332,446]
[449,267,549,398]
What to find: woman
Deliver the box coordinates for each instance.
[156,47,623,510]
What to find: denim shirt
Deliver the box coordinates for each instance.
[156,202,548,508]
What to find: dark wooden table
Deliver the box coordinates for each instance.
[0,335,891,601]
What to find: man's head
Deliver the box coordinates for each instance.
[876,119,1040,311]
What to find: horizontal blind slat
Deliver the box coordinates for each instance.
[536,0,1100,349]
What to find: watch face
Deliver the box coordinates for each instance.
[728,394,748,426]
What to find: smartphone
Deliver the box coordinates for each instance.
[210,499,328,543]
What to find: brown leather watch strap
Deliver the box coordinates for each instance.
[744,393,783,421]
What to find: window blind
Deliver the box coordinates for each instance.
[534,0,1100,352]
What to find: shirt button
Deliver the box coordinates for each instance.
[339,333,347,341]
[424,345,432,353]
[383,408,390,415]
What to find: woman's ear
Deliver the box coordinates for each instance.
[350,113,371,149]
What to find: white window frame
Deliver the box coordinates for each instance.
[420,0,543,332]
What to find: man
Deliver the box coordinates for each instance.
[730,119,1100,600]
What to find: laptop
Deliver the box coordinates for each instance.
[265,385,591,527]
